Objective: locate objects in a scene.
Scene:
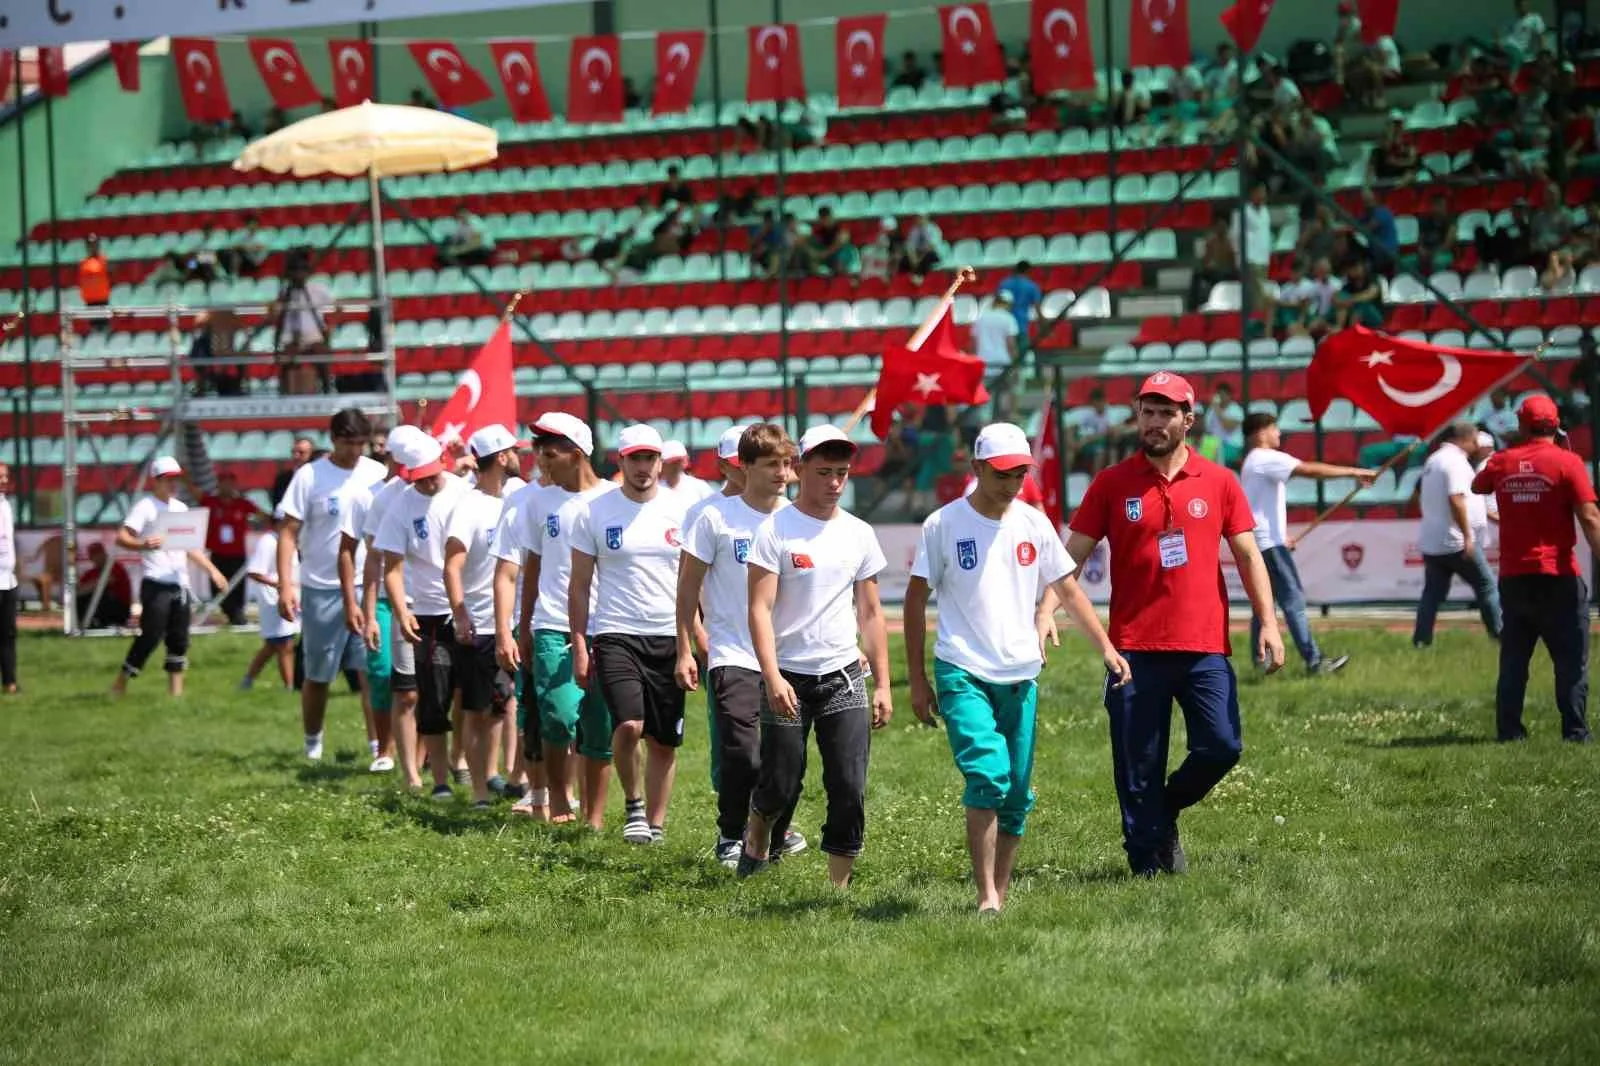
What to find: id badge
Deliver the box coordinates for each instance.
[1158,529,1188,569]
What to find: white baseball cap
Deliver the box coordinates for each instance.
[974,423,1035,471]
[616,423,665,457]
[661,439,690,464]
[1476,430,1496,450]
[393,433,446,482]
[716,424,747,465]
[468,423,527,459]
[384,425,427,455]
[798,424,857,457]
[531,411,594,456]
[149,456,183,479]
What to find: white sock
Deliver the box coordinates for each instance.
[528,788,549,807]
[305,732,322,750]
[368,739,379,757]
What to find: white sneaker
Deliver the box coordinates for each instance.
[622,807,653,845]
[368,755,395,773]
[305,736,324,761]
[715,837,742,869]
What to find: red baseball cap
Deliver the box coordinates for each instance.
[1137,370,1196,408]
[1518,394,1560,431]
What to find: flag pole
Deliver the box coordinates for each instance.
[499,289,527,325]
[1292,346,1546,549]
[840,265,976,435]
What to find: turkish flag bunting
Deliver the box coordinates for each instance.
[490,41,553,123]
[328,39,373,107]
[430,322,519,449]
[38,46,69,98]
[1034,403,1066,529]
[1030,0,1095,93]
[1219,0,1276,54]
[870,309,991,439]
[0,51,13,97]
[171,39,232,123]
[409,41,495,109]
[568,36,623,124]
[940,4,1007,87]
[1308,327,1530,439]
[1357,0,1401,45]
[109,42,140,92]
[248,39,322,111]
[653,31,705,116]
[746,23,805,103]
[1129,0,1192,70]
[835,15,887,109]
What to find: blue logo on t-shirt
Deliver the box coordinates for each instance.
[1124,497,1143,523]
[957,538,978,571]
[326,497,340,517]
[733,537,751,563]
[546,513,560,540]
[605,525,623,550]
[413,516,428,541]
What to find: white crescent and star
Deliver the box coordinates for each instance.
[426,46,464,83]
[336,46,367,93]
[580,45,613,94]
[459,369,483,410]
[262,46,297,82]
[184,49,212,93]
[913,372,943,398]
[845,28,877,80]
[1365,350,1464,408]
[500,50,533,94]
[948,5,983,54]
[755,25,789,71]
[664,40,692,84]
[1042,9,1079,58]
[1143,0,1176,34]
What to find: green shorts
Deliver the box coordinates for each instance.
[934,659,1039,837]
[366,598,393,713]
[533,629,613,761]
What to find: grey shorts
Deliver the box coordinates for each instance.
[302,587,365,685]
[390,608,418,690]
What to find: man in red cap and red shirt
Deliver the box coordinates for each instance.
[1472,394,1600,743]
[1065,371,1285,877]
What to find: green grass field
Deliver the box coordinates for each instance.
[3,625,1599,1065]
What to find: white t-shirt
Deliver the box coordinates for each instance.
[1205,401,1246,448]
[280,280,333,344]
[496,481,617,634]
[0,494,14,591]
[1272,77,1302,115]
[248,530,300,640]
[668,473,717,507]
[1418,442,1476,555]
[684,494,789,672]
[280,455,387,590]
[373,473,468,616]
[123,494,191,588]
[746,506,887,675]
[444,488,508,634]
[569,488,689,637]
[1073,406,1113,438]
[910,498,1072,684]
[972,308,1020,370]
[1505,13,1545,54]
[1240,447,1302,551]
[1468,456,1498,536]
[1233,203,1273,267]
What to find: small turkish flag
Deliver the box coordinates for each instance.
[1219,0,1276,54]
[490,41,553,124]
[1030,0,1095,94]
[409,41,495,109]
[109,42,141,92]
[172,39,232,123]
[870,309,991,440]
[1308,327,1530,440]
[248,39,322,111]
[0,51,14,97]
[746,23,805,103]
[1129,0,1192,70]
[1357,0,1401,45]
[567,35,623,124]
[1034,403,1065,528]
[38,47,69,98]
[835,15,886,109]
[653,30,705,116]
[940,4,1007,88]
[430,322,518,450]
[328,39,373,107]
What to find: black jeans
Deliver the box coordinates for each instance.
[1413,549,1502,646]
[1497,575,1590,742]
[123,581,190,676]
[0,586,16,687]
[214,555,247,624]
[751,664,870,858]
[712,666,799,844]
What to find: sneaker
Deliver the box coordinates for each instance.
[429,784,454,802]
[471,799,492,811]
[715,837,742,869]
[451,767,471,786]
[238,677,254,691]
[503,783,527,801]
[368,755,395,773]
[486,775,508,796]
[777,829,808,857]
[1311,654,1350,676]
[622,805,652,845]
[305,735,324,762]
[649,825,665,845]
[1157,824,1187,875]
[735,849,770,879]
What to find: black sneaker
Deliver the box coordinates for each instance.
[1311,654,1350,676]
[777,829,808,856]
[503,783,528,801]
[429,784,454,802]
[471,799,492,811]
[486,775,508,796]
[1157,824,1187,875]
[735,850,770,880]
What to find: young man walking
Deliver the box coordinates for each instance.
[568,424,690,844]
[242,516,298,690]
[739,425,893,887]
[0,462,16,694]
[905,423,1129,914]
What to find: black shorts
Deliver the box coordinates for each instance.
[458,633,513,714]
[592,633,686,748]
[414,615,457,736]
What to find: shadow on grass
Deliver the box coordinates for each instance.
[1349,733,1493,750]
[736,892,922,923]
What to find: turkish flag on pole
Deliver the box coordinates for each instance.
[1219,0,1276,54]
[409,41,495,109]
[835,15,886,109]
[430,322,519,450]
[248,39,322,110]
[568,36,623,124]
[109,42,141,92]
[1357,0,1401,45]
[940,4,1007,87]
[1308,327,1531,439]
[1034,403,1065,529]
[1129,0,1192,69]
[171,39,233,123]
[38,47,69,98]
[329,39,373,107]
[1030,0,1096,93]
[870,309,991,439]
[490,41,553,123]
[746,24,805,103]
[653,31,705,116]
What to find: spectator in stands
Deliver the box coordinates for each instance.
[1410,193,1458,275]
[749,210,785,278]
[189,310,243,397]
[1474,196,1533,269]
[1265,64,1303,120]
[1110,71,1152,133]
[858,219,900,284]
[1191,215,1239,310]
[1369,114,1421,184]
[272,436,316,510]
[997,262,1042,345]
[1331,257,1385,329]
[77,236,111,328]
[891,51,929,93]
[1283,108,1339,182]
[799,206,857,276]
[1475,387,1521,443]
[198,469,263,627]
[227,111,252,139]
[77,542,132,630]
[1293,203,1337,275]
[408,89,438,110]
[270,252,334,394]
[658,165,693,209]
[1359,187,1400,272]
[972,291,1021,395]
[1204,42,1240,107]
[1275,258,1341,339]
[1501,0,1548,71]
[221,215,269,278]
[436,206,494,268]
[900,214,945,282]
[1541,248,1578,292]
[1529,181,1573,263]
[264,107,289,135]
[1231,182,1273,308]
[1068,387,1121,474]
[621,77,644,111]
[1203,384,1246,467]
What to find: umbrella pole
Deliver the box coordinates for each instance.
[369,167,398,428]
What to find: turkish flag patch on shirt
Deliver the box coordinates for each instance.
[791,553,815,570]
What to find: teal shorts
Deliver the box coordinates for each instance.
[934,659,1039,837]
[533,629,613,761]
[366,598,393,713]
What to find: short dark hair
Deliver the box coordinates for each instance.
[803,441,857,464]
[738,422,796,466]
[1242,412,1277,437]
[1014,260,1033,274]
[330,408,373,441]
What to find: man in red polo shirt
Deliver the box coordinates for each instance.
[1471,395,1600,743]
[200,469,263,626]
[1066,371,1284,877]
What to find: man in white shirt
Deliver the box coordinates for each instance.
[0,462,18,694]
[1413,422,1503,647]
[1203,383,1247,466]
[242,520,298,691]
[1231,182,1273,317]
[660,439,716,506]
[972,291,1020,380]
[569,424,691,844]
[738,425,893,887]
[676,423,808,869]
[111,457,228,698]
[1474,388,1520,445]
[1239,413,1375,674]
[278,409,388,762]
[443,425,524,808]
[904,423,1128,914]
[494,412,616,827]
[1502,0,1545,66]
[376,433,469,798]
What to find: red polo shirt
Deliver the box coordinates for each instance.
[1069,449,1254,654]
[201,493,260,559]
[1471,438,1596,578]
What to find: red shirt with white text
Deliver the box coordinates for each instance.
[202,494,260,559]
[1471,439,1596,578]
